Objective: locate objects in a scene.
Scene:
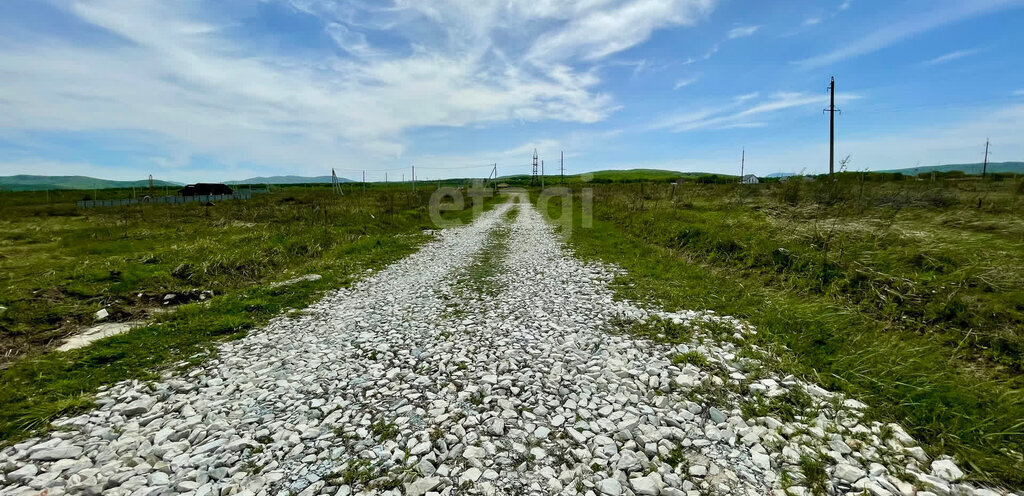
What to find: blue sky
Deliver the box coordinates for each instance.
[1,0,1023,181]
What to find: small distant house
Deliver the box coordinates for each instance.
[178,183,234,196]
[740,174,759,184]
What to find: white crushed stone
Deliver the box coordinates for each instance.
[0,197,1016,496]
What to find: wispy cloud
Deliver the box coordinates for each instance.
[651,91,861,132]
[802,17,822,26]
[682,43,719,65]
[727,25,759,39]
[526,0,717,61]
[921,48,981,66]
[1015,89,1024,96]
[839,0,852,11]
[0,0,719,177]
[793,0,1021,69]
[673,77,698,89]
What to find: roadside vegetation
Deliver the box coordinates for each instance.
[0,183,496,443]
[536,172,1024,486]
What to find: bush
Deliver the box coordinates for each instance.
[778,178,801,205]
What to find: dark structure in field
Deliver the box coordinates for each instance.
[178,183,234,196]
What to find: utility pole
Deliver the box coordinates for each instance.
[982,139,990,178]
[824,76,840,176]
[560,151,564,184]
[362,171,366,192]
[740,147,745,181]
[412,165,416,192]
[332,168,344,195]
[541,160,545,189]
[531,149,539,186]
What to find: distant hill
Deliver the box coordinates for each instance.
[0,175,182,191]
[226,175,353,185]
[879,161,1024,175]
[496,169,728,183]
[581,169,736,183]
[766,172,796,178]
[585,169,687,182]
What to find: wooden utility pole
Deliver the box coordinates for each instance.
[740,147,745,181]
[560,151,564,184]
[824,76,840,176]
[982,139,990,178]
[541,160,545,188]
[332,168,344,195]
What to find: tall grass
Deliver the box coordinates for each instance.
[0,183,497,444]
[537,175,1024,486]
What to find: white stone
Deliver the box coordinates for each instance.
[835,463,867,483]
[597,478,623,496]
[930,459,964,482]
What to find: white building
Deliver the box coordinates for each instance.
[741,174,759,184]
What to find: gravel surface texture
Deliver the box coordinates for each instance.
[0,197,1015,496]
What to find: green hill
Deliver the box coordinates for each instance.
[0,175,182,191]
[879,161,1024,175]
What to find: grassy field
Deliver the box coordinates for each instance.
[0,183,495,443]
[536,173,1024,486]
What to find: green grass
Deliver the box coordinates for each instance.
[671,351,710,369]
[534,175,1024,486]
[370,420,399,441]
[451,204,517,298]
[0,184,498,444]
[740,386,818,422]
[799,454,829,496]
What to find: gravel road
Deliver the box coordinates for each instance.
[0,196,1014,496]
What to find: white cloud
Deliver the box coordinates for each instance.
[794,0,1022,69]
[921,48,981,66]
[324,22,377,58]
[0,0,717,178]
[682,43,719,65]
[651,91,861,132]
[673,77,698,89]
[802,17,821,26]
[598,104,1024,176]
[727,25,759,39]
[526,0,716,61]
[839,0,852,11]
[760,104,1024,174]
[1015,89,1024,96]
